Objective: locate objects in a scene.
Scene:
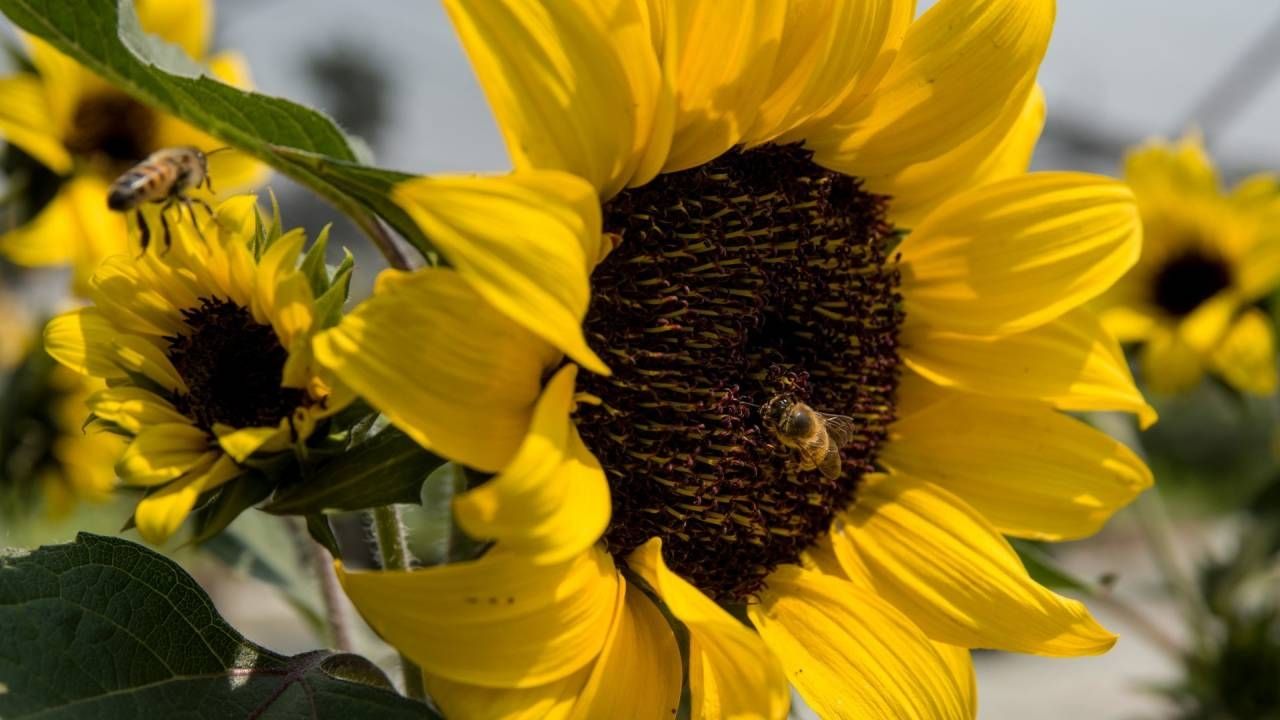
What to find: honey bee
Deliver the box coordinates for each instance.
[107,146,223,253]
[760,394,857,480]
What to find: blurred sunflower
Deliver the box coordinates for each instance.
[1098,135,1280,396]
[42,198,346,544]
[318,0,1155,717]
[0,0,267,293]
[0,296,119,520]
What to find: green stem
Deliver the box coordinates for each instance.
[371,505,426,700]
[307,536,353,652]
[1092,412,1214,654]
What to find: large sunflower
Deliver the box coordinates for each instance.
[317,0,1154,717]
[42,198,345,544]
[1097,134,1280,396]
[0,0,266,292]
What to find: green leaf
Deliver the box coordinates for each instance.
[300,224,335,297]
[0,533,437,719]
[0,0,426,256]
[267,146,434,260]
[264,426,445,515]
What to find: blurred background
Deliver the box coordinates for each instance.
[4,1,1280,718]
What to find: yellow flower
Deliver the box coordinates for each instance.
[1098,134,1280,396]
[0,302,120,520]
[0,0,267,293]
[43,197,345,544]
[316,1,1154,717]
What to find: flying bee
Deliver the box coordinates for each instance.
[760,394,858,481]
[107,146,225,253]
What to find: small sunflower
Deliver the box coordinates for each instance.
[43,197,345,544]
[1098,134,1280,396]
[0,305,120,520]
[0,0,267,292]
[317,0,1154,717]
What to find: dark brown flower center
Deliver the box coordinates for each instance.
[1152,248,1233,317]
[63,92,156,168]
[574,143,902,601]
[165,298,305,434]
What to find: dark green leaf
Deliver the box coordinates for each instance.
[267,146,434,259]
[0,532,437,719]
[0,0,426,254]
[264,426,444,515]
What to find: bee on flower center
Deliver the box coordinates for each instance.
[107,146,223,253]
[760,394,858,481]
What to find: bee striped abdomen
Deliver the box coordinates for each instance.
[107,162,178,211]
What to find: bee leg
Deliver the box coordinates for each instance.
[158,204,174,255]
[180,197,208,244]
[203,174,216,194]
[134,210,150,257]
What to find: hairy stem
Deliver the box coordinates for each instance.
[371,505,426,700]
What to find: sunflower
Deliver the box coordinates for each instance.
[316,0,1155,717]
[42,197,345,544]
[1097,134,1280,396]
[0,300,119,520]
[0,0,267,293]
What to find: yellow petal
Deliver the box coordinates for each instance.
[1124,133,1219,205]
[877,84,1046,229]
[88,256,186,337]
[133,454,239,545]
[812,0,1052,180]
[1210,308,1278,395]
[749,566,968,720]
[1140,324,1204,396]
[44,308,128,381]
[393,172,607,375]
[115,422,213,486]
[2,176,128,285]
[629,538,790,720]
[268,271,315,348]
[932,642,978,719]
[899,173,1141,335]
[87,386,189,434]
[569,580,682,720]
[902,308,1157,429]
[22,35,88,132]
[136,0,212,60]
[882,393,1152,541]
[441,0,658,197]
[837,475,1117,656]
[746,0,911,145]
[426,672,585,720]
[1100,305,1159,343]
[215,425,288,463]
[336,546,620,688]
[251,228,306,325]
[112,334,188,393]
[424,580,680,720]
[0,73,72,173]
[313,269,557,472]
[660,0,788,172]
[455,365,610,565]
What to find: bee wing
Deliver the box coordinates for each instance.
[818,413,858,449]
[795,438,827,472]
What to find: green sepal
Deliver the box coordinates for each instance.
[263,425,444,515]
